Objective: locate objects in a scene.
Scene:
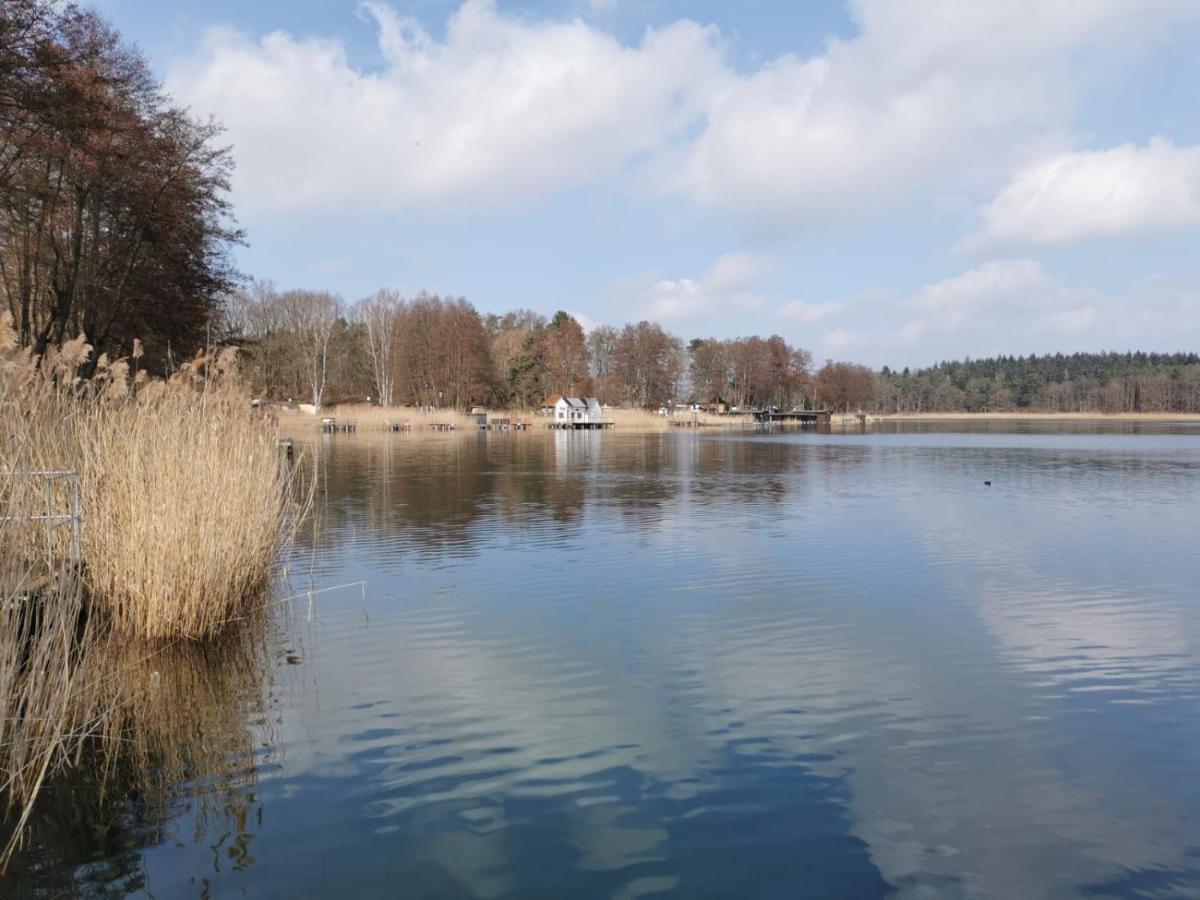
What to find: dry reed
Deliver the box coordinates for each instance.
[0,314,301,864]
[276,402,476,432]
[80,353,298,640]
[0,317,300,639]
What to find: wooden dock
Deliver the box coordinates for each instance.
[751,409,831,426]
[479,418,534,431]
[547,421,614,430]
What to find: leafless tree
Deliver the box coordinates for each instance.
[611,321,682,408]
[278,290,340,409]
[355,288,403,406]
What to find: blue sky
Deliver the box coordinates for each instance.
[94,0,1200,368]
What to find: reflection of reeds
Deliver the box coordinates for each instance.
[0,603,281,876]
[0,564,95,863]
[82,606,279,823]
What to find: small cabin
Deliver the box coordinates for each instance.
[555,396,603,425]
[540,394,563,417]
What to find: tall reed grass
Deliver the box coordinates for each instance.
[0,316,299,640]
[80,354,297,640]
[1,314,300,864]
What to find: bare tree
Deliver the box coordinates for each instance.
[815,360,876,411]
[588,325,617,382]
[355,288,403,406]
[611,321,682,408]
[540,311,591,396]
[0,5,241,371]
[278,290,340,409]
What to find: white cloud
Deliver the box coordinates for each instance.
[966,138,1200,250]
[166,0,1200,234]
[621,253,776,324]
[779,299,845,324]
[914,258,1053,327]
[664,1,1199,231]
[167,0,724,214]
[814,259,1200,367]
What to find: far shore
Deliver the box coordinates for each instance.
[878,411,1200,423]
[271,404,1200,438]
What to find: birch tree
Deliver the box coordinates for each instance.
[278,290,339,409]
[356,288,402,406]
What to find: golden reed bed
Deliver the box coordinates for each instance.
[0,315,302,864]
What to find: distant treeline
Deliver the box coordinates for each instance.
[877,353,1200,413]
[231,284,1200,416]
[227,284,873,411]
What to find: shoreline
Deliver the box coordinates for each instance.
[273,405,1200,439]
[878,412,1200,423]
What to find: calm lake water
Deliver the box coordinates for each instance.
[6,425,1200,898]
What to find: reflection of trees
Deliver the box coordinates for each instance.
[290,433,826,561]
[293,436,594,560]
[1,612,279,894]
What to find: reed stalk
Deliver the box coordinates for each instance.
[0,314,302,864]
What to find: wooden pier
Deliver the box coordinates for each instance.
[547,421,614,430]
[750,409,831,426]
[479,418,534,432]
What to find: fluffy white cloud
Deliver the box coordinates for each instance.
[966,138,1200,250]
[167,0,724,214]
[665,1,1199,230]
[914,258,1053,327]
[619,253,777,324]
[814,260,1200,367]
[779,299,845,324]
[167,0,1199,232]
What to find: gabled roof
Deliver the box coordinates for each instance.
[544,394,563,407]
[560,397,587,408]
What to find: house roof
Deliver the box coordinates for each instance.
[544,394,563,407]
[557,396,601,409]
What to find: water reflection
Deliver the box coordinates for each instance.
[7,428,1200,897]
[2,611,281,897]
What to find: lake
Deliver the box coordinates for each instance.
[5,425,1200,898]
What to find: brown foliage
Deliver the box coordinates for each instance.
[815,360,877,411]
[0,2,241,371]
[611,321,683,408]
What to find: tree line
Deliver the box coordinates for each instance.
[0,1,239,374]
[223,283,882,411]
[877,352,1200,414]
